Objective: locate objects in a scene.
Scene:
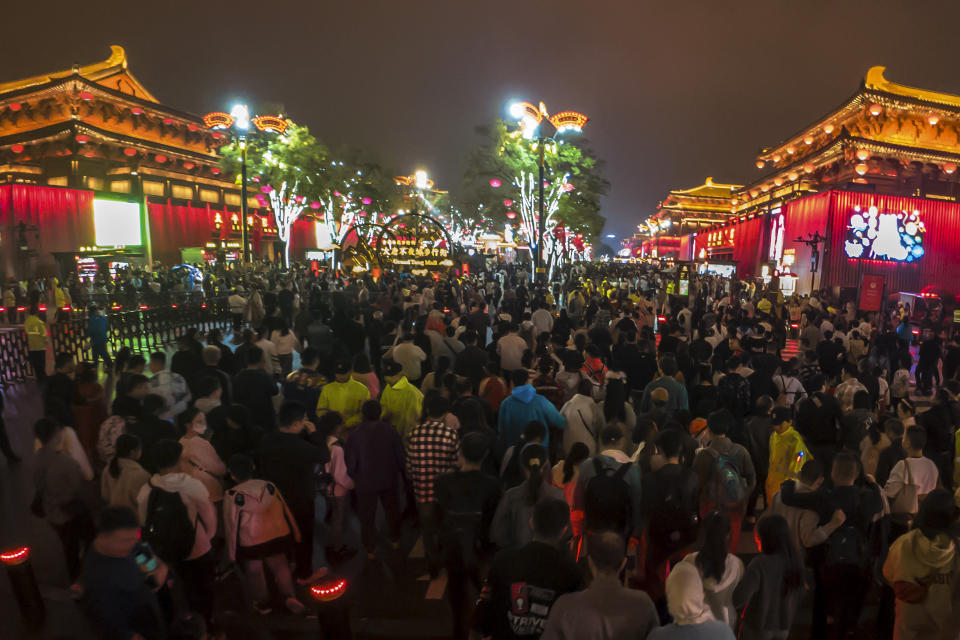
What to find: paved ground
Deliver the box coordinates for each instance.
[0,338,936,639]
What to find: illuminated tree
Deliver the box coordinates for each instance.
[461,119,608,277]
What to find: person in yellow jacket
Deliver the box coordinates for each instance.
[25,304,49,383]
[316,360,370,433]
[766,407,812,503]
[379,360,424,441]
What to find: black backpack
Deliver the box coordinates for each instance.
[718,373,751,418]
[648,478,699,548]
[144,482,196,563]
[584,458,632,534]
[826,524,866,568]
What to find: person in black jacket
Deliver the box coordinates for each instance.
[255,402,329,582]
[436,432,502,640]
[875,418,906,486]
[232,346,278,430]
[795,374,842,473]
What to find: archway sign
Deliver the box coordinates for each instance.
[374,213,456,277]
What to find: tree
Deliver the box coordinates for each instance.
[461,118,608,277]
[219,122,328,267]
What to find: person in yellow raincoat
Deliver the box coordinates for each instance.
[766,407,813,503]
[25,303,49,383]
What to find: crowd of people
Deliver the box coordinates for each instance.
[8,258,960,640]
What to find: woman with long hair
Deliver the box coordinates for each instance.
[100,433,149,513]
[733,515,806,639]
[600,378,636,453]
[420,355,451,396]
[178,407,226,503]
[490,443,564,550]
[681,511,745,629]
[551,442,590,544]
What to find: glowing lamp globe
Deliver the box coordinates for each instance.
[786,146,796,155]
[503,200,513,207]
[788,171,798,181]
[11,144,24,153]
[310,201,321,209]
[774,177,784,187]
[772,154,782,163]
[294,195,305,204]
[80,91,94,101]
[131,107,143,116]
[362,197,372,205]
[123,147,137,156]
[804,135,815,145]
[210,167,221,175]
[944,162,957,174]
[761,184,771,193]
[855,163,869,176]
[803,163,815,174]
[869,104,883,116]
[75,134,89,144]
[155,154,167,163]
[489,178,502,188]
[506,211,517,219]
[856,149,870,161]
[928,114,941,126]
[731,198,738,205]
[755,160,765,169]
[823,123,835,134]
[183,162,195,170]
[750,190,759,197]
[8,102,21,111]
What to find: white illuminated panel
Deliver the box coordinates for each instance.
[94,199,142,247]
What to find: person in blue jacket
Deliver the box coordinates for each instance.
[87,304,111,368]
[498,369,566,450]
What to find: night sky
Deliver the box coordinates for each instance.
[4,1,960,241]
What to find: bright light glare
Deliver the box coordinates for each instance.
[509,102,525,119]
[415,170,429,189]
[94,200,141,247]
[231,104,250,130]
[606,234,616,238]
[521,116,539,140]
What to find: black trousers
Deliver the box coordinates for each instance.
[357,489,401,553]
[177,551,215,626]
[52,512,94,582]
[28,350,46,383]
[292,508,314,579]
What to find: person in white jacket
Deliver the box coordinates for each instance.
[560,379,603,457]
[136,439,218,626]
[680,511,744,629]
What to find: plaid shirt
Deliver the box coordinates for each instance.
[406,419,460,504]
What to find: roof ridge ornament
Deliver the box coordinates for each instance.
[864,65,960,108]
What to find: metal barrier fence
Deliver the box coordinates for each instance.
[0,297,231,386]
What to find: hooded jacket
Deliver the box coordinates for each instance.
[498,384,566,450]
[136,472,216,561]
[680,552,745,629]
[882,529,960,640]
[648,562,735,640]
[223,478,301,561]
[559,394,602,457]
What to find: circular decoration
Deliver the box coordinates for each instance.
[855,163,868,176]
[786,146,796,155]
[131,107,143,116]
[362,197,372,205]
[80,91,94,101]
[928,114,940,126]
[155,154,167,163]
[944,162,957,174]
[182,161,195,170]
[210,167,221,175]
[869,104,883,116]
[11,144,24,153]
[489,178,502,188]
[123,147,137,156]
[755,160,765,169]
[503,200,513,207]
[856,149,870,161]
[845,204,925,262]
[774,177,784,186]
[506,211,517,219]
[8,103,21,111]
[75,134,89,144]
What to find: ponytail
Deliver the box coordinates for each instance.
[110,433,142,479]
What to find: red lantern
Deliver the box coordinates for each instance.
[334,191,341,197]
[506,211,517,219]
[75,134,89,144]
[294,195,305,204]
[182,161,195,170]
[163,117,175,125]
[261,186,273,194]
[362,197,372,205]
[155,154,167,163]
[187,124,198,131]
[543,181,550,188]
[489,178,502,188]
[503,200,513,207]
[856,149,870,161]
[123,147,137,156]
[11,144,24,153]
[855,163,868,176]
[211,132,224,140]
[310,201,321,209]
[210,167,221,175]
[8,102,21,111]
[80,91,94,101]
[131,107,143,116]
[755,160,765,169]
[804,135,814,145]
[944,162,957,175]
[928,114,941,126]
[869,104,883,116]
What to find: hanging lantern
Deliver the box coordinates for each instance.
[506,211,517,219]
[182,161,195,170]
[855,163,869,176]
[803,163,815,174]
[786,146,796,155]
[80,91,94,101]
[294,195,305,204]
[163,117,175,125]
[731,198,739,205]
[928,114,941,126]
[563,183,575,192]
[750,189,759,197]
[362,197,372,205]
[543,181,550,188]
[123,147,137,156]
[310,201,321,209]
[503,199,513,207]
[489,178,502,188]
[8,102,21,111]
[130,107,144,116]
[774,177,784,186]
[75,134,89,144]
[944,162,957,174]
[823,123,835,134]
[868,104,883,116]
[856,149,870,161]
[187,124,198,131]
[11,144,24,153]
[333,191,341,197]
[761,184,770,192]
[755,160,765,169]
[211,132,224,140]
[210,167,221,175]
[155,154,167,163]
[788,171,799,181]
[804,135,815,145]
[260,185,273,194]
[358,211,366,217]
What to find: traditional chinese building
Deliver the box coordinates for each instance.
[648,66,960,297]
[0,45,276,279]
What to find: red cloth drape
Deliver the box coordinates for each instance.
[147,199,213,264]
[732,217,764,278]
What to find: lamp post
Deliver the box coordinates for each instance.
[204,105,287,263]
[507,101,588,283]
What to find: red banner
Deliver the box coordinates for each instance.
[859,274,884,312]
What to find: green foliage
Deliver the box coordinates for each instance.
[460,118,609,238]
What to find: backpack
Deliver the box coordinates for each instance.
[718,373,751,418]
[144,481,197,563]
[648,477,699,547]
[705,448,748,508]
[584,458,632,534]
[826,524,866,568]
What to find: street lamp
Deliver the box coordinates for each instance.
[507,101,588,283]
[204,105,287,263]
